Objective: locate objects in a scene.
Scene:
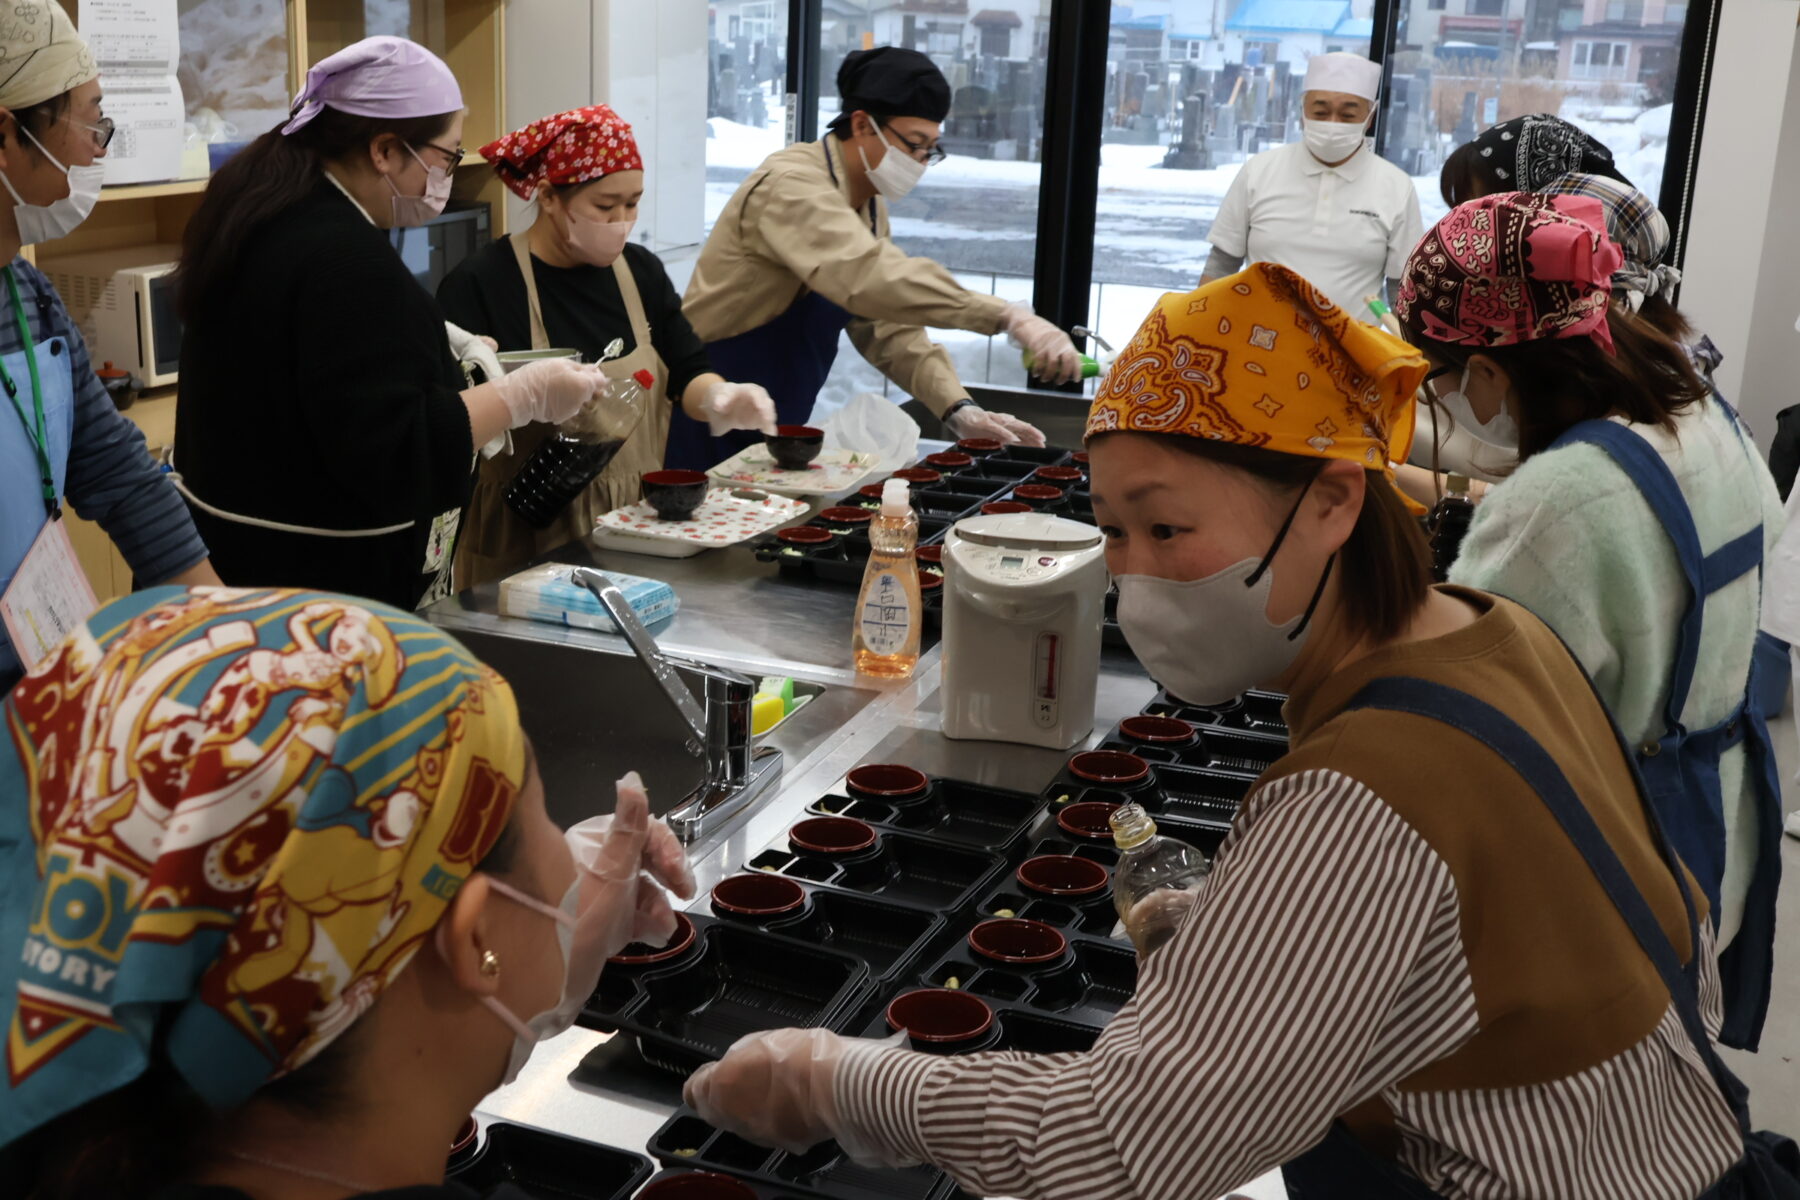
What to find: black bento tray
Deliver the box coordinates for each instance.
[636,1167,819,1199]
[913,926,1138,1028]
[649,1111,961,1200]
[700,879,945,985]
[855,997,1107,1056]
[1095,723,1289,777]
[1041,758,1257,832]
[1141,688,1290,738]
[746,828,1007,913]
[580,916,870,1074]
[806,776,1047,852]
[447,1122,652,1200]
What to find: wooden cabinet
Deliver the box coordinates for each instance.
[36,0,508,602]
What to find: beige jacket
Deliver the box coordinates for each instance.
[682,135,1011,416]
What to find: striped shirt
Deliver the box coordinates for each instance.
[837,596,1745,1200]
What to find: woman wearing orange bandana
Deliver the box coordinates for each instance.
[438,106,777,586]
[681,265,1792,1200]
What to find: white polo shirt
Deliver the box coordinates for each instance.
[1208,140,1424,320]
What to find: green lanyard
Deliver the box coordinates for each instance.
[0,265,56,518]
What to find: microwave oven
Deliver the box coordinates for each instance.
[45,244,182,388]
[390,204,491,295]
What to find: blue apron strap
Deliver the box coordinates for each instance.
[1551,419,1706,732]
[1345,677,1757,1142]
[1704,527,1764,589]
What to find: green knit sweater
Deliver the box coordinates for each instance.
[1449,398,1785,946]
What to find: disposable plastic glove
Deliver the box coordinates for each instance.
[565,772,697,964]
[944,404,1047,449]
[445,321,504,386]
[493,358,610,428]
[1002,302,1082,385]
[700,379,778,436]
[684,1027,921,1168]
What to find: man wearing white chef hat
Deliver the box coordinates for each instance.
[1202,51,1423,321]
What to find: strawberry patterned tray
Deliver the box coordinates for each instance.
[705,446,879,497]
[594,489,809,558]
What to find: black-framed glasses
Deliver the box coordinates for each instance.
[68,114,115,150]
[882,123,946,166]
[415,140,466,171]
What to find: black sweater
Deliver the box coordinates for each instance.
[174,181,473,610]
[436,238,711,400]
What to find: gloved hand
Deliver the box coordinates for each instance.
[944,403,1047,449]
[700,379,778,437]
[684,1027,921,1167]
[445,321,504,386]
[565,772,697,964]
[492,358,610,429]
[1002,303,1082,385]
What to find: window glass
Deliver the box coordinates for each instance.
[705,1,792,236]
[1385,0,1695,229]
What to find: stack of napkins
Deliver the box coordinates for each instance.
[498,565,679,632]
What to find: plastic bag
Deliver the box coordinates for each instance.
[816,391,919,476]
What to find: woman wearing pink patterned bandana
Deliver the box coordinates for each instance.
[1399,191,1788,1052]
[438,105,776,587]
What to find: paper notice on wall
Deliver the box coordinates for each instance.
[80,0,185,185]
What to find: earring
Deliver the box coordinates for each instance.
[480,950,501,978]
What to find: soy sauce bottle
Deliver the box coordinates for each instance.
[1426,474,1477,582]
[1110,802,1211,956]
[505,368,654,529]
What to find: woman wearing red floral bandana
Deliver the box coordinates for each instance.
[438,105,777,586]
[1399,191,1788,1052]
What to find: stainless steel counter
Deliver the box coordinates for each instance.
[433,527,1283,1199]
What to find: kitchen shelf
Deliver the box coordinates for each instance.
[99,179,209,202]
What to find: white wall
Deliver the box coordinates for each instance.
[1738,23,1800,446]
[503,0,709,253]
[1676,0,1800,444]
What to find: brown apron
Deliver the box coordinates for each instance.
[454,236,672,588]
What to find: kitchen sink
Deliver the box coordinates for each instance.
[440,623,875,836]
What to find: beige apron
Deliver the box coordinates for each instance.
[455,236,672,588]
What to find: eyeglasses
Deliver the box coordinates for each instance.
[415,140,466,172]
[882,123,946,166]
[68,115,115,150]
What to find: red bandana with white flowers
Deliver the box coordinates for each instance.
[481,105,644,200]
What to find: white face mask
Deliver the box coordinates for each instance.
[859,123,927,201]
[1302,118,1368,165]
[387,143,451,228]
[1114,484,1334,706]
[0,125,103,244]
[1436,364,1519,453]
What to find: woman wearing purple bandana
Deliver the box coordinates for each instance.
[169,37,611,612]
[1399,192,1788,1053]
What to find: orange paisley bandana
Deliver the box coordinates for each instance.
[1086,264,1429,474]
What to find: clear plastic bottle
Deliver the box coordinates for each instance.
[852,478,922,679]
[1110,802,1212,956]
[505,367,654,529]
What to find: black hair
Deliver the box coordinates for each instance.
[0,91,74,161]
[8,803,524,1198]
[1403,305,1708,460]
[174,105,456,322]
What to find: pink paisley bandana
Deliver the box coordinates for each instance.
[1396,192,1624,354]
[482,105,644,201]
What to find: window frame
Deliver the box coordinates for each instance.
[776,0,1723,394]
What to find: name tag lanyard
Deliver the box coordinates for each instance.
[0,266,58,520]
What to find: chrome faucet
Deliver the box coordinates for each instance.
[571,569,783,842]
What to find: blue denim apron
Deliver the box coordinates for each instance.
[1546,404,1781,1051]
[1284,677,1799,1198]
[663,141,858,471]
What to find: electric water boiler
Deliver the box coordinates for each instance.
[940,512,1108,749]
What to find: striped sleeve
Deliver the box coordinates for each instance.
[837,769,1481,1200]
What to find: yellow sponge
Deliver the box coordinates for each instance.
[751,692,786,736]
